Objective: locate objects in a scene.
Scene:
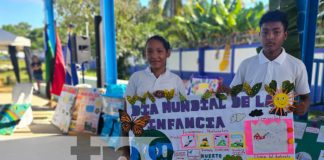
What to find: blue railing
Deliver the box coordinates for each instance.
[311,58,324,106]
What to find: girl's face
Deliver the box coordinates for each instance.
[145,39,170,71]
[32,56,38,62]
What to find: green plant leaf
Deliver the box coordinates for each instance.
[269,80,277,91]
[230,84,243,97]
[264,84,275,96]
[202,90,213,100]
[216,93,227,100]
[251,82,262,97]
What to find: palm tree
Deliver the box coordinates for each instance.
[163,0,265,71]
[163,0,184,17]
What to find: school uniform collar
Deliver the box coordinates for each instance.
[259,47,287,65]
[145,67,170,77]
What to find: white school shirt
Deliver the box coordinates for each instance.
[125,67,186,97]
[230,48,310,95]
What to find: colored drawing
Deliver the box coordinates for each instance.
[187,149,200,157]
[219,40,231,71]
[180,134,196,149]
[189,78,219,96]
[214,133,229,148]
[245,119,294,155]
[71,88,102,134]
[198,134,213,148]
[230,113,246,123]
[230,133,244,148]
[52,85,78,133]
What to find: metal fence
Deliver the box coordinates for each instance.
[129,44,324,108]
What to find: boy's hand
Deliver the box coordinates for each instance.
[293,101,308,116]
[289,94,310,116]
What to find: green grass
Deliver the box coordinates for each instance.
[85,69,96,77]
[0,59,46,85]
[0,59,97,86]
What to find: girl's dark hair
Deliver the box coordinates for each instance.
[32,55,39,59]
[145,35,171,51]
[259,10,289,31]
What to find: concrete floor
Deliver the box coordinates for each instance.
[0,93,125,160]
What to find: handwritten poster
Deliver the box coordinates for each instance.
[69,88,102,135]
[52,85,78,133]
[126,91,295,160]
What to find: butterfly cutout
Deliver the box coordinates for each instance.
[126,95,138,105]
[164,89,175,101]
[118,109,150,137]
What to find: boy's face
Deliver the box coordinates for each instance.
[260,21,287,55]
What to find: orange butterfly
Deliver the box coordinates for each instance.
[118,109,150,137]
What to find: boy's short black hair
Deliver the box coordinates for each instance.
[259,10,289,31]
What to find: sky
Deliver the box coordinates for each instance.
[0,0,267,29]
[0,0,44,29]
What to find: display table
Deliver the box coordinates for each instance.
[295,115,324,160]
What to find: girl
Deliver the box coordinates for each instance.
[125,35,186,97]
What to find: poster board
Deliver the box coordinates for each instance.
[69,88,102,135]
[51,85,78,133]
[126,92,296,160]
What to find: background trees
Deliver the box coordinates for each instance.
[1,0,267,79]
[2,22,44,50]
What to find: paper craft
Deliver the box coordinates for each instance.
[188,77,219,95]
[296,152,312,160]
[245,119,294,155]
[12,83,33,128]
[52,85,78,133]
[267,89,295,116]
[294,122,307,139]
[230,133,245,148]
[305,126,320,134]
[317,126,324,143]
[70,88,102,134]
[187,149,200,157]
[126,91,295,159]
[180,134,196,149]
[0,104,30,135]
[198,134,213,148]
[319,150,324,160]
[214,133,229,148]
[102,96,124,116]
